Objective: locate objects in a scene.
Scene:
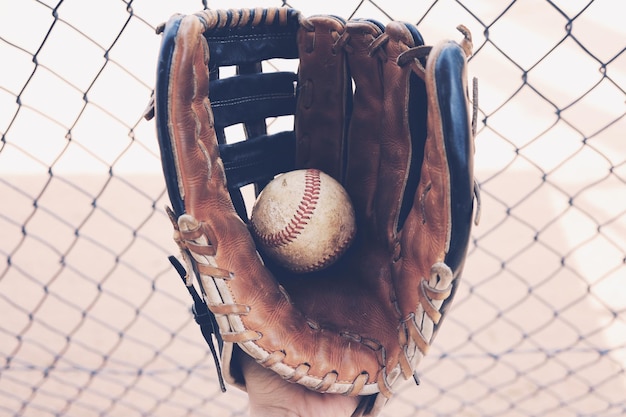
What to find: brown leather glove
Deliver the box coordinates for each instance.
[146,7,478,416]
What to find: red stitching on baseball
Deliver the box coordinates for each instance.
[290,234,353,273]
[256,169,321,248]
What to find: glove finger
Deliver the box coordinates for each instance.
[345,21,427,246]
[402,33,475,285]
[155,14,231,218]
[295,15,350,181]
[343,19,386,229]
[394,29,475,366]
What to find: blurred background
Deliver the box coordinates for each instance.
[0,0,624,416]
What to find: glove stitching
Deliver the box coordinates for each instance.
[205,33,295,44]
[420,183,432,224]
[368,33,389,60]
[211,92,294,108]
[331,30,350,55]
[315,371,339,391]
[197,7,297,30]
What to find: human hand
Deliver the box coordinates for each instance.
[239,349,360,417]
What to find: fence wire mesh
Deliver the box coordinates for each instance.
[1,0,624,416]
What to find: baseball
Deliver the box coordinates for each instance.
[249,168,356,273]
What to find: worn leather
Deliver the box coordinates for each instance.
[149,7,476,417]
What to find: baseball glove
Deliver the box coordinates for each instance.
[145,7,478,416]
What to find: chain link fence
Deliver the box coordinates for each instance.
[1,0,624,416]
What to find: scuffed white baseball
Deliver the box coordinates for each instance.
[249,168,356,273]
